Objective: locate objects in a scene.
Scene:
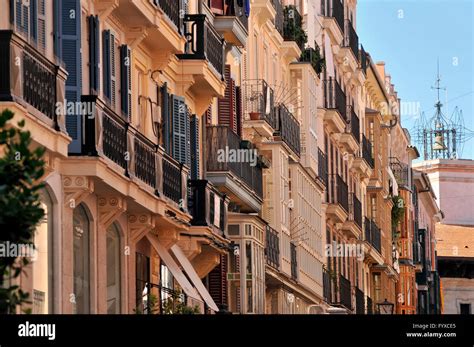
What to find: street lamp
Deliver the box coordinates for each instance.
[377,298,395,314]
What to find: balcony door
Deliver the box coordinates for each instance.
[73,204,91,314]
[106,223,121,314]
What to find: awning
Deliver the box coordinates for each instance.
[171,244,220,312]
[324,33,335,77]
[145,234,200,300]
[387,167,399,196]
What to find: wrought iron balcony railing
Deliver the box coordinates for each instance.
[300,45,325,77]
[179,15,225,77]
[364,217,382,254]
[355,287,365,314]
[81,97,186,205]
[276,104,301,157]
[321,0,344,34]
[344,19,359,61]
[389,157,410,188]
[273,0,284,36]
[349,193,362,229]
[317,148,329,187]
[0,30,63,129]
[215,0,249,30]
[324,77,346,119]
[362,135,374,168]
[283,5,306,49]
[152,0,182,31]
[346,105,360,143]
[328,174,349,213]
[290,242,298,280]
[243,79,277,129]
[339,275,352,310]
[188,180,227,235]
[206,126,263,199]
[265,225,280,269]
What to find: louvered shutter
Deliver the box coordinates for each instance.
[171,95,190,165]
[120,45,132,120]
[236,85,242,137]
[190,115,200,180]
[88,15,100,94]
[37,0,46,50]
[14,0,30,37]
[58,0,82,153]
[29,0,37,41]
[209,0,224,15]
[103,30,116,108]
[207,254,228,309]
[204,105,212,125]
[161,83,172,155]
[218,65,237,134]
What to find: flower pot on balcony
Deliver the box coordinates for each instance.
[249,112,261,120]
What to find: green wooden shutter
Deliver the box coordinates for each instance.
[88,15,100,94]
[120,44,132,120]
[190,115,200,180]
[171,95,190,165]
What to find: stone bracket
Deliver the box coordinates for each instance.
[98,196,126,229]
[63,176,94,208]
[95,0,119,22]
[129,213,155,243]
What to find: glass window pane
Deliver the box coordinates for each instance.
[73,205,90,314]
[106,224,121,314]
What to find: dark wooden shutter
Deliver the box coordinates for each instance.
[218,65,237,134]
[58,0,82,153]
[190,115,200,180]
[171,95,190,165]
[209,0,224,15]
[120,45,132,120]
[161,83,172,155]
[103,30,111,100]
[30,0,37,41]
[236,85,242,137]
[37,0,46,50]
[207,254,228,309]
[88,15,100,94]
[103,30,116,108]
[204,105,212,125]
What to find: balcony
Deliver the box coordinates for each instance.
[359,44,368,75]
[188,179,228,235]
[338,105,360,154]
[283,5,306,50]
[177,15,226,103]
[389,157,411,189]
[339,275,352,310]
[363,218,383,264]
[317,148,329,187]
[265,226,280,269]
[274,0,285,37]
[352,134,374,179]
[320,0,344,44]
[300,46,325,77]
[322,78,346,135]
[342,193,362,239]
[290,242,298,280]
[242,79,277,138]
[275,104,301,158]
[252,0,277,27]
[326,174,349,224]
[355,287,365,314]
[206,126,263,213]
[213,0,249,47]
[114,0,184,55]
[0,30,68,155]
[343,19,359,61]
[79,97,187,207]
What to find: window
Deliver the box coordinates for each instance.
[73,204,90,314]
[32,190,53,314]
[460,303,471,315]
[106,223,121,314]
[372,272,381,305]
[136,252,150,312]
[369,121,375,157]
[370,194,377,220]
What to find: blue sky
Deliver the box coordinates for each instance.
[357,0,474,159]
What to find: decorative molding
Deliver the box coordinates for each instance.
[129,213,155,243]
[95,0,119,22]
[98,196,126,228]
[63,176,94,208]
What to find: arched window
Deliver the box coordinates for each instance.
[106,223,121,314]
[73,204,90,314]
[32,190,53,313]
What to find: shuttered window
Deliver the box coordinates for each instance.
[207,254,228,309]
[190,115,200,180]
[103,30,117,109]
[120,45,132,120]
[161,83,171,154]
[218,65,238,134]
[55,0,82,153]
[13,0,30,36]
[171,95,190,166]
[88,15,100,94]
